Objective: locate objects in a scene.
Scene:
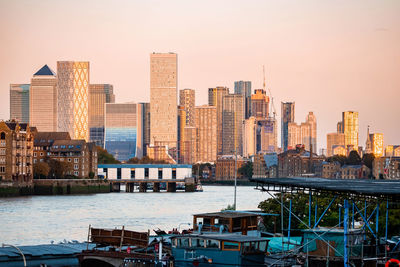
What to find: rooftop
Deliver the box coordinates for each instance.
[173,233,269,243]
[33,64,56,76]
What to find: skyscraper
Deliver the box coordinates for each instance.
[29,65,58,132]
[195,105,217,163]
[57,61,89,141]
[104,102,140,161]
[288,122,301,149]
[10,84,30,123]
[365,128,384,157]
[179,89,195,126]
[251,89,269,119]
[208,86,229,155]
[138,102,150,157]
[327,133,345,157]
[150,53,177,152]
[342,111,359,150]
[306,112,317,153]
[281,102,295,151]
[222,94,244,155]
[177,105,187,163]
[243,117,257,157]
[234,81,252,119]
[257,117,277,153]
[88,84,115,147]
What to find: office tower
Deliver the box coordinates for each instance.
[342,111,359,150]
[222,94,244,155]
[30,65,57,132]
[183,126,197,164]
[138,102,150,156]
[57,61,90,141]
[337,121,344,133]
[104,103,140,161]
[251,89,269,119]
[365,128,384,157]
[88,84,115,147]
[234,81,252,119]
[208,87,229,155]
[281,102,295,151]
[10,84,30,123]
[150,53,178,152]
[177,106,187,163]
[257,117,277,153]
[179,89,195,126]
[327,133,345,157]
[288,122,301,149]
[243,117,257,157]
[195,105,217,163]
[305,112,317,153]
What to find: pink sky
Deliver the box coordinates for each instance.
[0,0,399,152]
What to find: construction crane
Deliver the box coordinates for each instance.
[263,65,276,119]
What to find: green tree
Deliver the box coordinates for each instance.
[47,159,73,178]
[33,162,50,179]
[238,161,253,178]
[88,171,95,179]
[326,155,347,166]
[362,153,375,169]
[346,150,362,165]
[97,147,120,164]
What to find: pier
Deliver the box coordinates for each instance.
[110,178,194,192]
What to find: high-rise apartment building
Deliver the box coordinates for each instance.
[286,111,316,153]
[195,105,217,163]
[342,111,359,150]
[150,53,178,152]
[251,89,269,119]
[326,133,345,157]
[138,102,150,157]
[222,94,244,155]
[29,65,57,132]
[10,84,30,123]
[208,86,229,155]
[234,81,252,119]
[288,122,301,149]
[306,112,317,153]
[257,118,277,153]
[57,61,90,141]
[243,117,257,157]
[177,106,187,163]
[179,89,195,127]
[281,102,295,151]
[104,103,140,161]
[365,129,384,157]
[88,84,115,147]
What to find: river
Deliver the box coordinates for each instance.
[0,185,269,245]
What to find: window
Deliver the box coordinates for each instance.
[131,168,135,179]
[0,149,5,155]
[0,166,5,173]
[0,157,4,163]
[222,242,240,251]
[172,168,176,179]
[74,158,79,163]
[74,171,79,176]
[206,240,220,248]
[145,168,149,178]
[40,152,43,156]
[0,132,5,139]
[191,238,204,248]
[33,159,37,163]
[68,158,72,162]
[0,140,5,147]
[177,238,190,248]
[74,164,78,170]
[117,168,121,179]
[158,168,163,179]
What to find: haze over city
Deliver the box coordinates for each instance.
[1,0,399,150]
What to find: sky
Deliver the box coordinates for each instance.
[0,0,399,152]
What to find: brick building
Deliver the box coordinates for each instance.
[340,165,370,179]
[278,145,324,177]
[315,161,341,178]
[253,153,278,178]
[215,156,248,180]
[373,157,400,180]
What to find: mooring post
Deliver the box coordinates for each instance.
[344,199,349,267]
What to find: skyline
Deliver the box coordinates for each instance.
[1,0,400,151]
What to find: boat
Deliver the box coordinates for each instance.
[195,182,203,192]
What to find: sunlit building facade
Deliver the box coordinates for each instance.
[234,81,252,119]
[179,89,195,127]
[327,132,345,157]
[222,94,244,156]
[281,102,295,151]
[10,84,30,123]
[385,146,400,157]
[138,102,150,157]
[243,117,257,157]
[305,112,317,153]
[104,103,140,162]
[208,86,229,155]
[150,53,178,151]
[30,65,57,132]
[177,106,187,163]
[251,89,269,119]
[342,111,359,150]
[57,61,90,141]
[89,84,115,147]
[257,118,277,153]
[195,105,217,163]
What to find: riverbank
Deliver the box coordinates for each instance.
[201,179,256,186]
[0,179,111,197]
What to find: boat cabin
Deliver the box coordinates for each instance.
[171,234,269,267]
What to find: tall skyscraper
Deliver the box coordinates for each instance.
[257,118,277,153]
[326,133,345,157]
[234,81,252,119]
[177,105,187,163]
[208,86,229,155]
[138,102,150,157]
[222,94,244,155]
[281,102,295,151]
[365,128,384,157]
[288,122,301,149]
[342,111,359,150]
[183,126,197,164]
[10,84,30,123]
[243,117,257,157]
[57,61,89,141]
[104,103,140,161]
[179,89,195,127]
[150,53,177,152]
[88,84,115,147]
[251,89,269,119]
[29,65,58,132]
[195,105,217,163]
[306,112,317,153]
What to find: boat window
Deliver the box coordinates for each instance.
[191,238,204,248]
[242,241,266,254]
[258,241,267,252]
[177,238,190,248]
[222,241,240,251]
[206,239,220,249]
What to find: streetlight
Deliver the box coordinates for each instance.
[2,243,26,266]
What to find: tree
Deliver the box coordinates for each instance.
[326,155,347,166]
[347,150,362,165]
[47,159,73,178]
[126,156,168,164]
[33,162,50,179]
[238,161,253,178]
[192,163,213,178]
[88,171,95,179]
[97,147,120,164]
[362,153,375,170]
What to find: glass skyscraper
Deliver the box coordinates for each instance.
[281,102,295,151]
[10,84,30,123]
[104,103,140,161]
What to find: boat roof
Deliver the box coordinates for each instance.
[193,210,277,218]
[172,234,269,243]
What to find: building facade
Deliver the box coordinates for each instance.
[342,111,359,150]
[195,105,217,163]
[0,121,34,183]
[138,102,150,157]
[373,157,400,180]
[327,133,345,157]
[281,102,295,151]
[251,89,269,119]
[257,118,277,153]
[234,81,252,119]
[104,103,140,162]
[179,89,195,127]
[57,61,90,141]
[340,165,370,179]
[365,129,384,157]
[10,84,30,124]
[150,53,178,152]
[183,126,197,164]
[222,94,244,156]
[278,145,324,177]
[315,161,340,178]
[29,65,58,132]
[243,117,257,158]
[89,84,115,147]
[215,156,248,181]
[253,153,278,178]
[208,87,229,155]
[385,146,400,157]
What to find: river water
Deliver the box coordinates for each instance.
[0,185,269,245]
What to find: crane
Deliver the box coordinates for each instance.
[263,65,276,119]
